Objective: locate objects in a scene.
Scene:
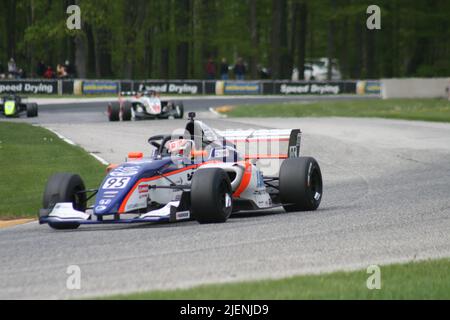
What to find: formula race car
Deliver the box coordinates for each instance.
[0,94,38,118]
[39,113,322,230]
[107,91,184,121]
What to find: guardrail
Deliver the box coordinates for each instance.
[0,79,381,96]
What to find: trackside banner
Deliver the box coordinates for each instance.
[356,80,381,95]
[82,81,119,94]
[215,81,261,95]
[263,81,357,95]
[135,81,202,94]
[0,80,57,94]
[0,79,367,95]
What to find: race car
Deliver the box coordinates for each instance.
[0,94,38,118]
[107,91,184,121]
[39,112,323,230]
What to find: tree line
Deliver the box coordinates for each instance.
[0,0,449,80]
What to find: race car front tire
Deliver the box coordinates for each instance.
[190,168,233,224]
[122,101,132,121]
[41,173,87,230]
[279,157,323,212]
[26,103,38,118]
[108,102,120,121]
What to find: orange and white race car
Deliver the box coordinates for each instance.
[39,113,322,230]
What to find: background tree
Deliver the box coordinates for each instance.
[0,0,448,80]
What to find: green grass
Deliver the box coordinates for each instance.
[105,258,450,300]
[226,98,450,122]
[0,122,106,219]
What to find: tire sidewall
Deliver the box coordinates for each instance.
[108,102,120,121]
[191,168,232,223]
[279,157,323,211]
[26,103,37,118]
[42,173,87,229]
[122,101,132,121]
[42,173,87,211]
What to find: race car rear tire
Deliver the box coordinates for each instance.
[174,102,184,119]
[26,103,38,118]
[191,168,233,224]
[122,101,132,121]
[41,173,87,230]
[279,157,323,212]
[108,102,120,122]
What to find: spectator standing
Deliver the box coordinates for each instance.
[17,68,26,79]
[257,64,271,79]
[233,57,246,80]
[44,66,55,79]
[64,60,76,78]
[220,58,229,80]
[57,64,68,78]
[36,60,46,78]
[8,58,17,78]
[205,58,216,79]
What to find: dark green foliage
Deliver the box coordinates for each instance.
[1,0,449,79]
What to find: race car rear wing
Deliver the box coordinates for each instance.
[216,129,302,176]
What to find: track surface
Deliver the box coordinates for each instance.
[10,94,378,124]
[1,95,450,299]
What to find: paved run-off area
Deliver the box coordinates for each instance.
[1,103,450,298]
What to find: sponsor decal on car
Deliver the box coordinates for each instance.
[102,177,130,189]
[95,205,107,212]
[109,166,140,177]
[103,191,118,198]
[213,148,230,158]
[176,211,190,220]
[138,184,149,194]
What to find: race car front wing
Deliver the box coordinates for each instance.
[39,201,191,226]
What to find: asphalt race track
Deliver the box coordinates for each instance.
[13,94,378,124]
[1,95,450,299]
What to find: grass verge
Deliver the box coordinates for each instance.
[225,98,450,122]
[105,258,450,300]
[0,122,106,219]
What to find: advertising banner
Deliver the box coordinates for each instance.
[0,80,58,94]
[356,80,381,95]
[82,81,119,94]
[134,81,202,94]
[272,81,357,95]
[216,81,261,95]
